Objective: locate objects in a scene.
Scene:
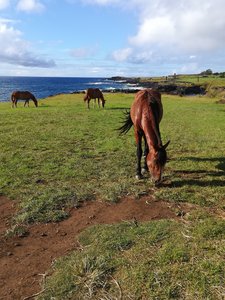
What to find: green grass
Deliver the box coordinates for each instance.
[39,215,224,300]
[0,93,225,224]
[1,93,225,299]
[141,74,225,87]
[176,74,225,87]
[156,95,225,207]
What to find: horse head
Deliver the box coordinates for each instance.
[33,98,38,107]
[101,99,106,108]
[147,140,170,185]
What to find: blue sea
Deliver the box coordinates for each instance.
[0,76,133,102]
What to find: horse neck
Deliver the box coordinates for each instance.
[144,125,161,151]
[143,108,162,149]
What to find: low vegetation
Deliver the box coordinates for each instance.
[140,72,225,87]
[0,91,224,298]
[40,215,224,299]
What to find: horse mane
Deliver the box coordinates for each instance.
[157,147,167,166]
[145,90,162,148]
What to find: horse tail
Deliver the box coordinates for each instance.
[83,94,88,101]
[11,93,15,102]
[118,110,133,135]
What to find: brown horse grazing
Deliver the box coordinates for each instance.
[11,91,38,108]
[84,88,106,109]
[118,89,170,185]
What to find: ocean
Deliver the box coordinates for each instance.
[0,76,133,102]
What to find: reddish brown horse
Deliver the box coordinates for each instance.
[119,89,170,185]
[11,91,38,108]
[84,88,106,109]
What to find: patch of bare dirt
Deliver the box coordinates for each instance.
[0,196,193,300]
[216,99,225,104]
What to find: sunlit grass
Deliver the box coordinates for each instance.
[0,93,225,224]
[1,93,224,299]
[39,215,225,300]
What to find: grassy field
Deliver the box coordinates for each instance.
[0,93,224,299]
[141,74,225,87]
[176,74,225,87]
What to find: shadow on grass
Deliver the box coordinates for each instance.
[164,156,225,188]
[38,105,52,108]
[167,178,225,188]
[106,107,130,110]
[180,156,225,173]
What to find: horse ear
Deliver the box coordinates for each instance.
[163,140,170,149]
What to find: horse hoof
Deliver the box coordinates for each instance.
[135,174,143,180]
[141,168,148,174]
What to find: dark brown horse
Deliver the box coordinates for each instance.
[118,89,170,185]
[84,88,106,109]
[11,91,38,108]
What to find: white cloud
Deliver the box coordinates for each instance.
[17,0,45,13]
[111,48,133,62]
[86,0,225,71]
[76,0,120,5]
[0,0,10,9]
[128,0,225,54]
[129,15,175,48]
[70,47,97,58]
[0,20,55,67]
[180,63,200,74]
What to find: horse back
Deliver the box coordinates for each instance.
[84,88,104,100]
[11,91,35,100]
[131,89,163,126]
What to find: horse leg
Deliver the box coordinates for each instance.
[11,96,15,108]
[142,135,149,174]
[87,99,90,109]
[135,130,143,179]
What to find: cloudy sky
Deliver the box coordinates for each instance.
[0,0,225,77]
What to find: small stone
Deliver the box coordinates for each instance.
[40,232,48,237]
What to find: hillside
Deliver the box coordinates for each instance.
[109,73,225,97]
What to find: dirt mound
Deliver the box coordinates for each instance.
[0,196,189,300]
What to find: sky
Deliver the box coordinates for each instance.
[1,0,225,77]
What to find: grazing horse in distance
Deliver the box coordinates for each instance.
[118,89,170,185]
[11,91,38,108]
[84,88,106,109]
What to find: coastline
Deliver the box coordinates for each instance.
[0,76,208,103]
[108,77,206,96]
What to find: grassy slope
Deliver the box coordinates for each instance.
[176,75,225,87]
[141,74,225,87]
[0,93,225,299]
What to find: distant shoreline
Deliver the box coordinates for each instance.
[1,75,215,102]
[107,77,206,96]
